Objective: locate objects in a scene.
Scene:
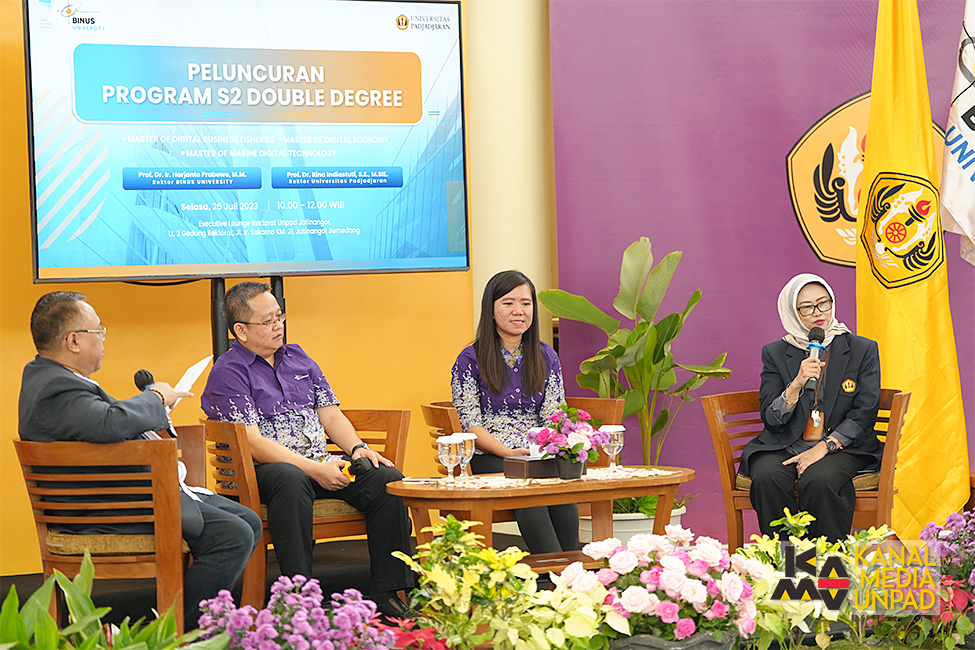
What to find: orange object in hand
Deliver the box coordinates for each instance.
[341,462,356,482]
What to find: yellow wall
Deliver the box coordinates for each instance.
[0,0,557,575]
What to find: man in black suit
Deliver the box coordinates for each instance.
[18,291,262,630]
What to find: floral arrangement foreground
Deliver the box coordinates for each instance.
[559,524,760,643]
[530,401,610,463]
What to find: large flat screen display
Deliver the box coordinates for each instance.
[25,0,468,282]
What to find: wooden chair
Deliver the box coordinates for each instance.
[202,409,411,609]
[419,397,624,573]
[14,427,206,636]
[703,389,911,551]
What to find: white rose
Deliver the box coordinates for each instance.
[620,586,652,614]
[609,550,639,575]
[658,568,686,598]
[680,579,709,611]
[582,538,622,560]
[560,561,586,585]
[690,543,723,567]
[627,535,654,560]
[665,524,694,543]
[660,555,687,573]
[570,571,601,593]
[567,432,592,450]
[719,572,744,604]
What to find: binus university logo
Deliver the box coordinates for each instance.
[396,14,409,29]
[860,172,945,289]
[770,544,850,610]
[787,94,945,267]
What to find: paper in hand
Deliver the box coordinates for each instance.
[168,355,213,412]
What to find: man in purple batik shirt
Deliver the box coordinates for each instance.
[201,282,414,619]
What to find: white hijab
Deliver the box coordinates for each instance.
[777,273,851,350]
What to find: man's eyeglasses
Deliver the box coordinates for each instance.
[797,299,833,317]
[237,313,286,328]
[67,328,107,339]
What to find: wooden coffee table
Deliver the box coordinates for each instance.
[388,466,695,549]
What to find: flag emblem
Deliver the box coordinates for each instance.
[787,94,944,267]
[860,172,945,288]
[842,379,856,393]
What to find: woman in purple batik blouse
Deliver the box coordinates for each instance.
[451,270,578,554]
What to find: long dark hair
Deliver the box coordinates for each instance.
[475,270,546,395]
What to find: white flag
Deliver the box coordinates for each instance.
[940,1,975,266]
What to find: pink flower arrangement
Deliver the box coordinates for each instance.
[558,525,760,643]
[530,401,610,463]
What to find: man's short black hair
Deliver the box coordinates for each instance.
[224,282,272,337]
[30,292,87,352]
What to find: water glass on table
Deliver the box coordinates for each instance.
[598,425,625,468]
[437,434,462,482]
[456,432,477,479]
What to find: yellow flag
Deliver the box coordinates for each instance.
[857,0,969,539]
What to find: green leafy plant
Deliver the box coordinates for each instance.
[393,515,538,650]
[538,237,731,467]
[0,551,224,650]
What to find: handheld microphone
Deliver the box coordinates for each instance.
[134,369,178,436]
[804,327,826,391]
[134,369,154,392]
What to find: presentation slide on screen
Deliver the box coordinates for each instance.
[27,0,468,280]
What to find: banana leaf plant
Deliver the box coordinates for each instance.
[538,237,731,466]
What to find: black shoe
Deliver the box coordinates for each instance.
[376,595,415,622]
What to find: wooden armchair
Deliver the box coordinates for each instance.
[14,426,206,636]
[703,389,910,551]
[202,409,411,609]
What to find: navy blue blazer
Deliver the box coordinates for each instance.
[739,333,884,476]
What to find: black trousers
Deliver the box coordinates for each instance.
[254,461,415,595]
[748,449,868,542]
[470,453,579,553]
[183,493,263,630]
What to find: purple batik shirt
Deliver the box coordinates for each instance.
[202,342,339,460]
[450,342,564,452]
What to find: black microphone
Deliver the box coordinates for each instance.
[134,369,154,392]
[134,369,178,437]
[804,327,826,391]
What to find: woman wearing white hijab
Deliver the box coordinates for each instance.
[739,273,884,541]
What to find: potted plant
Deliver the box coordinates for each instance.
[538,236,731,468]
[559,524,761,649]
[538,237,730,531]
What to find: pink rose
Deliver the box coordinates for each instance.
[560,561,585,585]
[640,569,658,588]
[706,578,721,596]
[707,600,730,620]
[737,615,756,637]
[596,568,619,586]
[547,413,563,423]
[674,618,696,640]
[567,431,592,450]
[575,421,595,435]
[550,433,568,447]
[687,559,710,578]
[535,429,551,446]
[576,409,591,421]
[657,600,680,624]
[741,582,753,599]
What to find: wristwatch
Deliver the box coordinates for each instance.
[350,442,370,455]
[824,437,840,453]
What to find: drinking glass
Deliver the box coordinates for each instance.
[457,433,477,479]
[599,425,625,468]
[437,435,462,482]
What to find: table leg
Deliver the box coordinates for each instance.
[651,486,679,535]
[468,502,494,548]
[591,499,613,541]
[409,505,434,546]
